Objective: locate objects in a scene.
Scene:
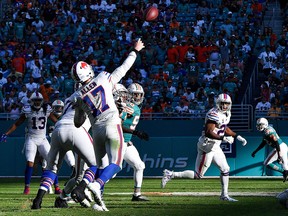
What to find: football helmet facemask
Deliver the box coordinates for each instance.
[256,117,269,131]
[216,93,232,113]
[71,61,94,84]
[30,92,44,109]
[127,83,144,105]
[52,99,64,117]
[113,83,129,102]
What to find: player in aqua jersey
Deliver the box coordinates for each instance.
[121,83,149,201]
[252,117,288,182]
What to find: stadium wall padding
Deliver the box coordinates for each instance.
[1,118,287,177]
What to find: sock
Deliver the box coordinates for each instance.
[83,166,97,184]
[35,188,46,200]
[24,165,33,186]
[39,170,57,191]
[96,163,121,187]
[220,172,229,197]
[267,163,284,173]
[174,170,195,179]
[96,168,105,194]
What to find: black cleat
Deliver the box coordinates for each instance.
[132,195,149,201]
[71,187,90,207]
[31,198,42,209]
[54,197,68,208]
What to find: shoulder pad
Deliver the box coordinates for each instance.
[21,105,32,114]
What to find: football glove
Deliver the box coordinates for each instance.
[223,136,234,144]
[0,134,7,142]
[236,135,247,146]
[133,130,149,141]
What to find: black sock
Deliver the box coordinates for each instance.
[35,189,46,200]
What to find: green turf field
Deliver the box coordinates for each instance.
[0,177,287,216]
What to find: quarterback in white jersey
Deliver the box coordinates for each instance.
[0,92,58,195]
[68,39,145,211]
[161,93,247,202]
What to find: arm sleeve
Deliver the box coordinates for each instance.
[110,51,137,85]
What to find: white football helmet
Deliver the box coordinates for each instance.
[30,91,44,109]
[216,93,232,113]
[256,118,269,131]
[113,83,129,102]
[127,83,144,105]
[71,61,94,83]
[52,99,64,117]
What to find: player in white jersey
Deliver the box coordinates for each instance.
[31,90,105,209]
[69,39,145,211]
[161,93,248,201]
[0,92,58,195]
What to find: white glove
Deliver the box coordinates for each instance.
[237,135,247,146]
[223,136,234,144]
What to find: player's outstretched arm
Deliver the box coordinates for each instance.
[1,114,26,142]
[111,39,145,84]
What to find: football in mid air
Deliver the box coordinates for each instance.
[144,6,159,21]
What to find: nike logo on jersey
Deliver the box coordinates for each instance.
[81,81,97,94]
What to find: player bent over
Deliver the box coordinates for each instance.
[252,117,288,182]
[161,93,247,202]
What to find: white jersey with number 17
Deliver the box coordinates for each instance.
[74,51,137,126]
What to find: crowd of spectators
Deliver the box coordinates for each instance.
[0,0,287,119]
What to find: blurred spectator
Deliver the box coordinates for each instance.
[194,41,209,69]
[182,87,195,102]
[18,84,28,102]
[186,77,201,93]
[167,42,179,65]
[51,56,62,72]
[267,98,282,119]
[205,92,216,111]
[30,55,43,83]
[203,68,215,87]
[142,103,153,120]
[38,80,54,103]
[174,100,189,115]
[255,96,271,113]
[0,72,7,90]
[11,51,26,77]
[163,101,175,117]
[20,90,32,107]
[9,102,20,120]
[258,46,277,76]
[25,77,38,92]
[2,77,15,96]
[2,92,14,112]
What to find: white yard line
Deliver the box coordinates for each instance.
[107,191,278,197]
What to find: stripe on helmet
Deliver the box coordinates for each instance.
[72,63,80,82]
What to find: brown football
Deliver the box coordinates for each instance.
[144,6,159,22]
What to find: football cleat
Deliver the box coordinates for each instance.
[132,195,149,201]
[89,185,109,211]
[23,186,30,195]
[71,187,90,207]
[54,197,68,208]
[161,169,173,188]
[282,170,288,182]
[84,188,93,202]
[31,198,42,209]
[220,196,238,202]
[92,203,104,211]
